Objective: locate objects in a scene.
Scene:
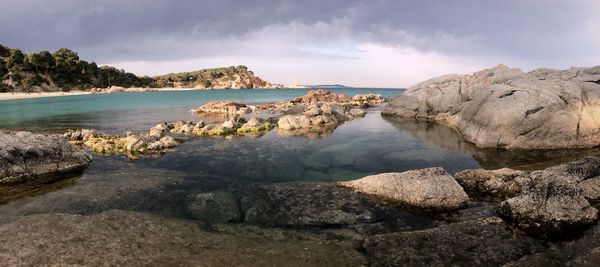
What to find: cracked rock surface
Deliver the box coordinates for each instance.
[383,64,600,149]
[0,131,92,203]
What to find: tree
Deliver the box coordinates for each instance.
[0,44,9,58]
[37,51,55,74]
[6,49,24,70]
[0,60,7,80]
[52,48,80,87]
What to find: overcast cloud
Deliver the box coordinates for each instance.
[1,0,598,87]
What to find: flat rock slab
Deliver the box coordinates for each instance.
[363,217,544,266]
[0,131,92,203]
[337,167,469,211]
[0,210,366,266]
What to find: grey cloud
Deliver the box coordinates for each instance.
[0,0,597,67]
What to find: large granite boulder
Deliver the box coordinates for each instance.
[362,217,543,266]
[0,131,92,202]
[383,65,600,149]
[337,167,469,211]
[497,167,599,237]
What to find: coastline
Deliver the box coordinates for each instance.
[0,88,202,101]
[0,91,93,101]
[0,87,371,102]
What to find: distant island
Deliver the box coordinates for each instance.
[0,44,275,92]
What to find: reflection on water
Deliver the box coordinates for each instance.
[384,116,600,171]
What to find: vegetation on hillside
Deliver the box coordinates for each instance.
[0,44,273,92]
[0,44,154,92]
[154,65,273,89]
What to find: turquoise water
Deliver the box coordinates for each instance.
[0,88,401,132]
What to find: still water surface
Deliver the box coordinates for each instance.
[0,88,595,219]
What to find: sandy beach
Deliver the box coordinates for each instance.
[0,88,207,101]
[0,91,93,101]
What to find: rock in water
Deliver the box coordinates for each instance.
[192,101,252,115]
[382,65,600,149]
[238,182,436,231]
[337,167,469,211]
[497,168,599,238]
[0,131,92,202]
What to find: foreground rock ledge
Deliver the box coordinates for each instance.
[383,64,600,149]
[337,167,469,211]
[0,131,92,202]
[363,217,543,266]
[0,210,365,266]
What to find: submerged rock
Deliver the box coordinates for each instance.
[238,182,436,231]
[0,131,92,203]
[186,191,242,223]
[497,169,599,238]
[337,167,470,211]
[383,64,600,149]
[0,167,188,220]
[454,168,530,200]
[362,217,543,266]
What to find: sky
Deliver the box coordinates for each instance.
[1,0,599,87]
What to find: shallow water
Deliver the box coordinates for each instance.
[2,88,599,264]
[0,88,597,200]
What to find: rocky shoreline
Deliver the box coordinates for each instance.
[3,79,600,265]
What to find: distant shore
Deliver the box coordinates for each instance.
[0,88,203,101]
[0,91,93,101]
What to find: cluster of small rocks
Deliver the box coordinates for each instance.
[168,117,274,137]
[64,89,386,157]
[64,128,178,157]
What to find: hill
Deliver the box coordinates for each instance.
[0,44,274,92]
[154,66,275,89]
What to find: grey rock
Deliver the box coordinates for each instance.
[362,217,543,267]
[383,64,600,149]
[454,168,530,200]
[277,114,311,130]
[337,167,470,211]
[0,131,92,202]
[186,191,241,223]
[497,168,599,237]
[0,210,366,266]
